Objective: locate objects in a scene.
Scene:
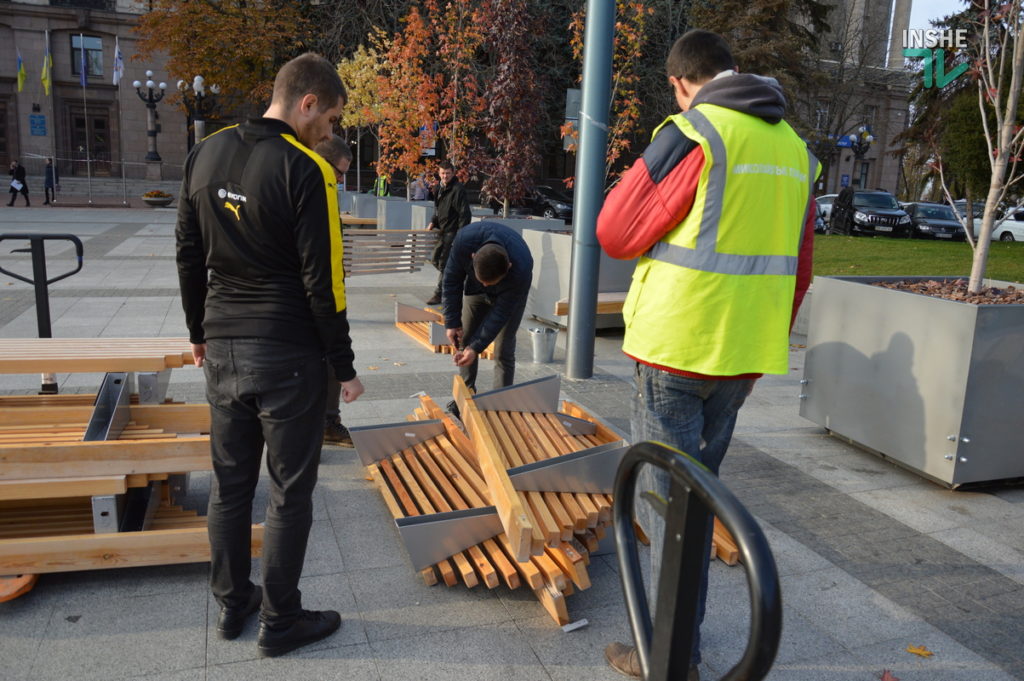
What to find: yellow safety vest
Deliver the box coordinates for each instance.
[622,104,818,375]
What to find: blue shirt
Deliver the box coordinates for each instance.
[441,221,534,353]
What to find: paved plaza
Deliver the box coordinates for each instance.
[0,203,1022,681]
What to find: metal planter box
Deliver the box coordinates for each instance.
[800,275,1024,487]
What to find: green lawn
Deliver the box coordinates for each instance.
[813,234,1024,283]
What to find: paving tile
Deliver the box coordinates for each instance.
[349,565,507,643]
[206,642,380,681]
[369,622,547,681]
[513,606,633,681]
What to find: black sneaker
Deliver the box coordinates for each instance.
[257,609,341,658]
[217,586,262,640]
[426,294,442,305]
[323,420,354,447]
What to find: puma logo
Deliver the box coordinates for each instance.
[224,201,241,220]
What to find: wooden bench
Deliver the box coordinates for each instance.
[554,291,627,316]
[343,229,438,277]
[0,339,262,582]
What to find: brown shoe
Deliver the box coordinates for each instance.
[604,642,700,680]
[323,419,353,447]
[425,294,442,305]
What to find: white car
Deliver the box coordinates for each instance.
[815,194,838,220]
[952,200,1024,241]
[992,208,1024,242]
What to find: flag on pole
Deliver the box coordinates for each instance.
[79,34,88,87]
[112,36,124,86]
[41,33,53,96]
[17,49,27,92]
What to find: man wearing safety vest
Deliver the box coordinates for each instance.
[597,30,816,680]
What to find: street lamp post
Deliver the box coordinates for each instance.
[849,125,874,160]
[133,70,166,162]
[177,75,221,148]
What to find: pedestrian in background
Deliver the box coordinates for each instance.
[8,160,29,207]
[426,160,471,305]
[176,52,363,658]
[313,134,355,448]
[597,30,816,681]
[43,158,58,205]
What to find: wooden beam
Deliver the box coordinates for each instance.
[0,476,128,502]
[554,292,627,316]
[0,524,263,575]
[0,438,210,480]
[455,376,538,562]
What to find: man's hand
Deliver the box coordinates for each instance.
[453,347,477,367]
[446,327,463,348]
[340,376,365,403]
[191,343,206,368]
[427,221,438,231]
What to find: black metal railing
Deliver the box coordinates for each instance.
[614,441,782,681]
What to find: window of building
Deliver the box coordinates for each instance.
[71,35,103,78]
[861,105,877,128]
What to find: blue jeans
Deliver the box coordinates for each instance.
[631,362,754,665]
[204,337,327,624]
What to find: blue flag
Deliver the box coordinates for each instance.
[79,34,87,87]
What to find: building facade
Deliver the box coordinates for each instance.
[1,0,189,183]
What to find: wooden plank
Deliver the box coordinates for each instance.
[532,581,570,625]
[560,400,625,445]
[126,404,211,433]
[0,476,128,502]
[554,291,627,316]
[0,525,263,575]
[547,543,592,590]
[0,438,211,480]
[713,517,740,566]
[454,376,537,562]
[368,463,438,586]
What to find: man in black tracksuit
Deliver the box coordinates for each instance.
[426,160,471,305]
[176,53,363,658]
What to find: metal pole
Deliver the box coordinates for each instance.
[80,34,93,205]
[566,0,615,379]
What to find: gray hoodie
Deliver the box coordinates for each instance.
[690,72,787,124]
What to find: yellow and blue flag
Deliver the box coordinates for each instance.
[17,48,26,92]
[41,35,52,96]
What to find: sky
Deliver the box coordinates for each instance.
[907,0,968,30]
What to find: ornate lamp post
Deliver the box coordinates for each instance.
[849,125,874,160]
[177,75,221,148]
[133,70,166,162]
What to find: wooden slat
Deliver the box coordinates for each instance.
[554,291,627,316]
[0,438,210,480]
[0,338,194,374]
[367,463,438,586]
[0,525,263,575]
[0,476,128,502]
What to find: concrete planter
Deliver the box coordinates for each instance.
[800,275,1024,487]
[142,195,173,208]
[379,199,433,228]
[410,205,436,230]
[352,194,378,220]
[519,227,635,329]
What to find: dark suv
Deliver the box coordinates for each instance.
[829,188,912,237]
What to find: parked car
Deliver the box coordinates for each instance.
[951,200,1024,241]
[829,188,912,237]
[815,193,838,220]
[523,185,574,221]
[903,202,966,240]
[992,207,1024,241]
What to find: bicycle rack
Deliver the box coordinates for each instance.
[0,233,84,393]
[614,442,782,681]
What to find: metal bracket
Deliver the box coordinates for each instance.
[429,321,449,346]
[137,369,171,404]
[119,480,162,532]
[350,420,446,466]
[167,473,190,504]
[83,372,132,441]
[552,412,596,436]
[508,441,629,494]
[91,494,124,534]
[395,507,502,570]
[472,375,561,413]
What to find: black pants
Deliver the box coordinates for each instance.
[203,337,327,624]
[431,231,457,297]
[44,185,55,203]
[7,186,28,205]
[460,293,527,391]
[325,374,341,423]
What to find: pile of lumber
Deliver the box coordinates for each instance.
[394,303,495,359]
[365,389,612,624]
[0,337,194,373]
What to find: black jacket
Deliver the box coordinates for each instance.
[442,221,533,353]
[430,179,471,235]
[175,117,356,382]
